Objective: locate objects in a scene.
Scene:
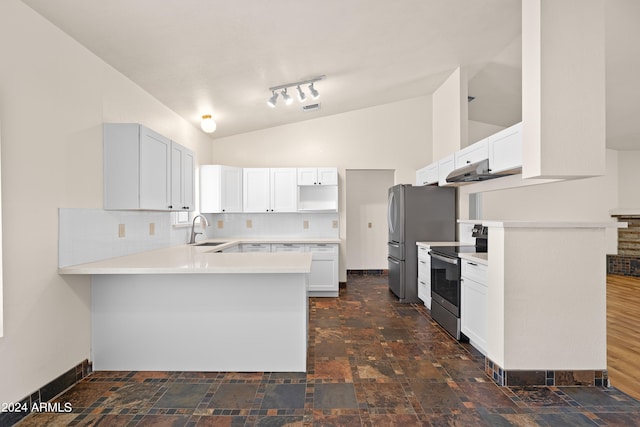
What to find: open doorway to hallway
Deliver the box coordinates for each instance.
[345,169,394,274]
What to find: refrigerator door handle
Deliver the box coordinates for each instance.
[387,256,400,265]
[388,241,400,248]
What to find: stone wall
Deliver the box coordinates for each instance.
[608,214,640,277]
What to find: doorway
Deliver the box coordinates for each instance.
[345,170,394,272]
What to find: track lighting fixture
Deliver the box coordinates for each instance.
[281,88,293,105]
[267,75,325,108]
[200,114,217,133]
[296,85,306,102]
[308,82,320,100]
[267,90,278,107]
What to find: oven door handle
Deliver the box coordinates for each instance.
[429,251,459,265]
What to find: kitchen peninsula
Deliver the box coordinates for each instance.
[459,220,626,387]
[59,242,313,372]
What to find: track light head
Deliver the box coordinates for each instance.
[281,88,293,105]
[267,90,278,107]
[308,82,320,100]
[296,85,306,102]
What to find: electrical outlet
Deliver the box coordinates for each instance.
[368,222,372,228]
[217,220,224,229]
[246,219,253,228]
[149,222,155,236]
[303,220,309,229]
[118,223,125,238]
[332,220,339,229]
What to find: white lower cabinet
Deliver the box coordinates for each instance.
[417,245,432,308]
[271,243,304,252]
[461,259,488,355]
[305,244,339,297]
[241,243,271,253]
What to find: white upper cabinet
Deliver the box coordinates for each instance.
[105,123,193,211]
[270,168,298,212]
[415,163,439,186]
[488,122,523,174]
[243,168,297,212]
[437,154,455,186]
[455,138,489,168]
[171,142,195,211]
[200,165,243,213]
[297,167,338,186]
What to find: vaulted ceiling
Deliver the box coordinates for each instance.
[21,0,640,150]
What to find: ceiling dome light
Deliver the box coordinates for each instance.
[267,90,278,107]
[296,85,306,102]
[281,88,293,105]
[200,114,217,133]
[308,82,320,100]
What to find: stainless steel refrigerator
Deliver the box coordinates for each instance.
[387,184,455,303]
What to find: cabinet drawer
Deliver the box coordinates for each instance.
[417,245,431,261]
[241,243,271,252]
[305,244,338,253]
[461,260,487,285]
[418,258,430,281]
[272,243,304,252]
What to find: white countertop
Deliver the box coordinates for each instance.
[58,239,320,275]
[458,219,626,229]
[459,252,488,265]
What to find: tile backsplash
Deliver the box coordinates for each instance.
[202,212,340,240]
[59,208,189,267]
[59,209,340,267]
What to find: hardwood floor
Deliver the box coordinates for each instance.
[607,274,640,400]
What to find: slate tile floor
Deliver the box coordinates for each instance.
[16,274,640,426]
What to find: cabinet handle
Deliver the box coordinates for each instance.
[222,209,226,212]
[467,262,478,266]
[168,205,173,209]
[467,160,470,164]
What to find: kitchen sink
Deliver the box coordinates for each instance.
[195,242,227,246]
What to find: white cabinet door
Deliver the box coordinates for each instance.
[220,166,243,212]
[455,138,489,167]
[297,167,337,186]
[489,122,523,174]
[243,168,271,212]
[305,244,338,295]
[270,168,297,212]
[139,126,172,210]
[170,142,194,211]
[416,163,438,186]
[437,154,455,186]
[417,245,432,308]
[297,168,317,186]
[200,165,242,213]
[105,123,175,210]
[461,260,488,355]
[317,167,338,185]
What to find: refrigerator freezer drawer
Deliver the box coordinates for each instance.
[388,256,404,299]
[387,241,404,260]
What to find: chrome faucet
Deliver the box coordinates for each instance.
[189,214,210,244]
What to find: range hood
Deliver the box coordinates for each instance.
[445,158,511,183]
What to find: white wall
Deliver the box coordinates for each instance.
[0,0,212,403]
[345,170,394,270]
[617,150,640,209]
[458,149,619,253]
[432,67,468,158]
[209,96,433,280]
